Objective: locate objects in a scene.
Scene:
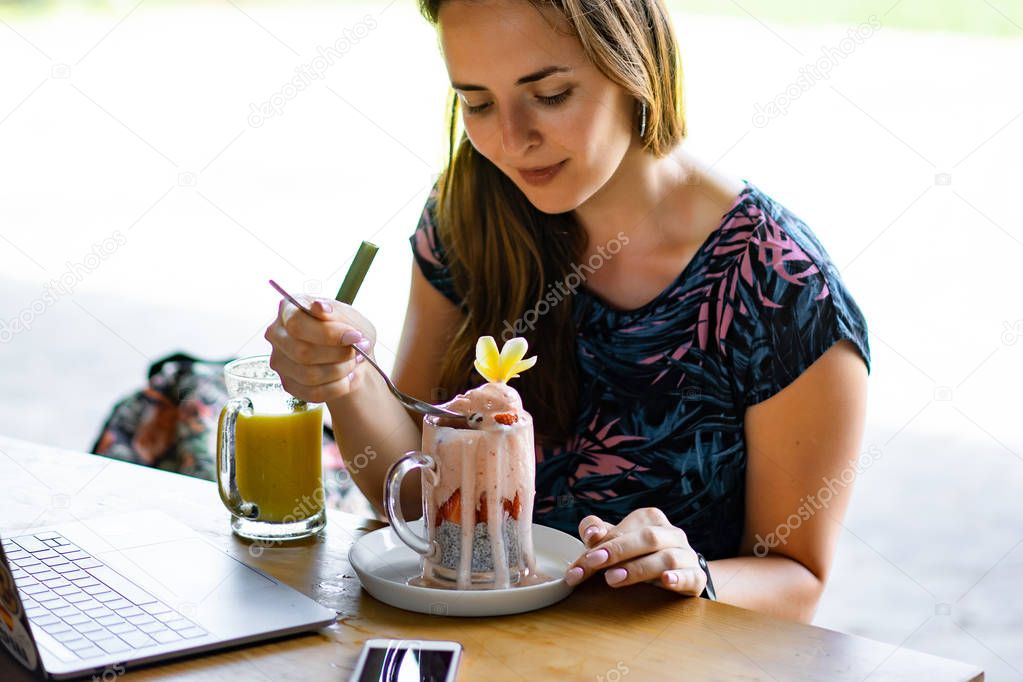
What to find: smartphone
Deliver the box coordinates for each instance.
[349,638,463,682]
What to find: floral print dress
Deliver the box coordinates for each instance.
[410,181,871,559]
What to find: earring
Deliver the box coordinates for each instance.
[638,101,647,138]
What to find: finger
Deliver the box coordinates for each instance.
[267,314,361,366]
[304,298,333,321]
[613,507,673,533]
[282,300,365,347]
[278,371,360,404]
[282,295,344,322]
[577,515,604,538]
[269,351,357,387]
[565,525,680,586]
[564,564,586,587]
[272,329,356,365]
[592,525,680,568]
[564,515,610,586]
[577,515,612,547]
[602,547,695,589]
[659,567,707,596]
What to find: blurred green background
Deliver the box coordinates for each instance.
[1,0,1022,37]
[670,0,1023,36]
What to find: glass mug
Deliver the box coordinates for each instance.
[216,355,326,541]
[384,413,541,590]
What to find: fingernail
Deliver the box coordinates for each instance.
[605,568,627,586]
[663,571,678,586]
[582,525,602,542]
[583,548,609,568]
[316,300,332,314]
[346,372,355,382]
[355,339,372,351]
[341,330,363,346]
[356,355,365,363]
[564,566,584,586]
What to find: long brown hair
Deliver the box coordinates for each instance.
[418,0,687,447]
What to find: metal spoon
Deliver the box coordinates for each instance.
[269,279,469,427]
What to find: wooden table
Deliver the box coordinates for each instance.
[0,436,983,681]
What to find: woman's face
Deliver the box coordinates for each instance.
[437,0,636,214]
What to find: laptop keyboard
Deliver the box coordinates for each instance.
[2,531,208,660]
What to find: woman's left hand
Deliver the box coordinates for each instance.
[562,508,707,595]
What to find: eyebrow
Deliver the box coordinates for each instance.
[451,65,572,92]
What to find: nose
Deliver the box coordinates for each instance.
[498,101,537,158]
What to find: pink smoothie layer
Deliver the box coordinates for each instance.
[442,381,524,427]
[421,382,538,589]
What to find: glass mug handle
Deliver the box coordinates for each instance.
[384,450,437,557]
[217,397,260,520]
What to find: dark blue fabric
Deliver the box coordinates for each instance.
[409,181,870,560]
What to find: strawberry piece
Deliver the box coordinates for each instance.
[494,412,518,425]
[475,491,523,523]
[502,491,522,520]
[436,488,461,526]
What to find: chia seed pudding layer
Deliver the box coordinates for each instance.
[435,518,521,572]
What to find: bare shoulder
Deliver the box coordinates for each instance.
[663,149,747,246]
[674,149,747,216]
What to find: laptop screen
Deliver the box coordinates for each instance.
[0,538,44,675]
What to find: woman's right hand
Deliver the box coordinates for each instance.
[264,297,377,403]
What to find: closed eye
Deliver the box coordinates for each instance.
[463,89,573,116]
[538,89,572,106]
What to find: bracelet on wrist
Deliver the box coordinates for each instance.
[696,552,716,600]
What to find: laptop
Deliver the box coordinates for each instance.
[0,510,337,679]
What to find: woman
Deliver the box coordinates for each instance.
[265,0,870,623]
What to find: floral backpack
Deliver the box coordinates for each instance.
[91,352,369,516]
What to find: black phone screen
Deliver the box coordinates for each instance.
[356,645,456,682]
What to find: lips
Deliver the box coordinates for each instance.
[520,162,559,172]
[517,159,567,186]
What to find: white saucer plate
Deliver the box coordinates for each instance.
[349,520,584,617]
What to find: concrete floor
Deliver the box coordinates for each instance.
[1,2,1021,679]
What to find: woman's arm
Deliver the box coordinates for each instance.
[712,339,868,622]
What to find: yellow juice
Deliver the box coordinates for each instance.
[218,393,324,523]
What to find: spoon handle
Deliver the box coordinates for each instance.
[351,346,467,422]
[269,279,314,316]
